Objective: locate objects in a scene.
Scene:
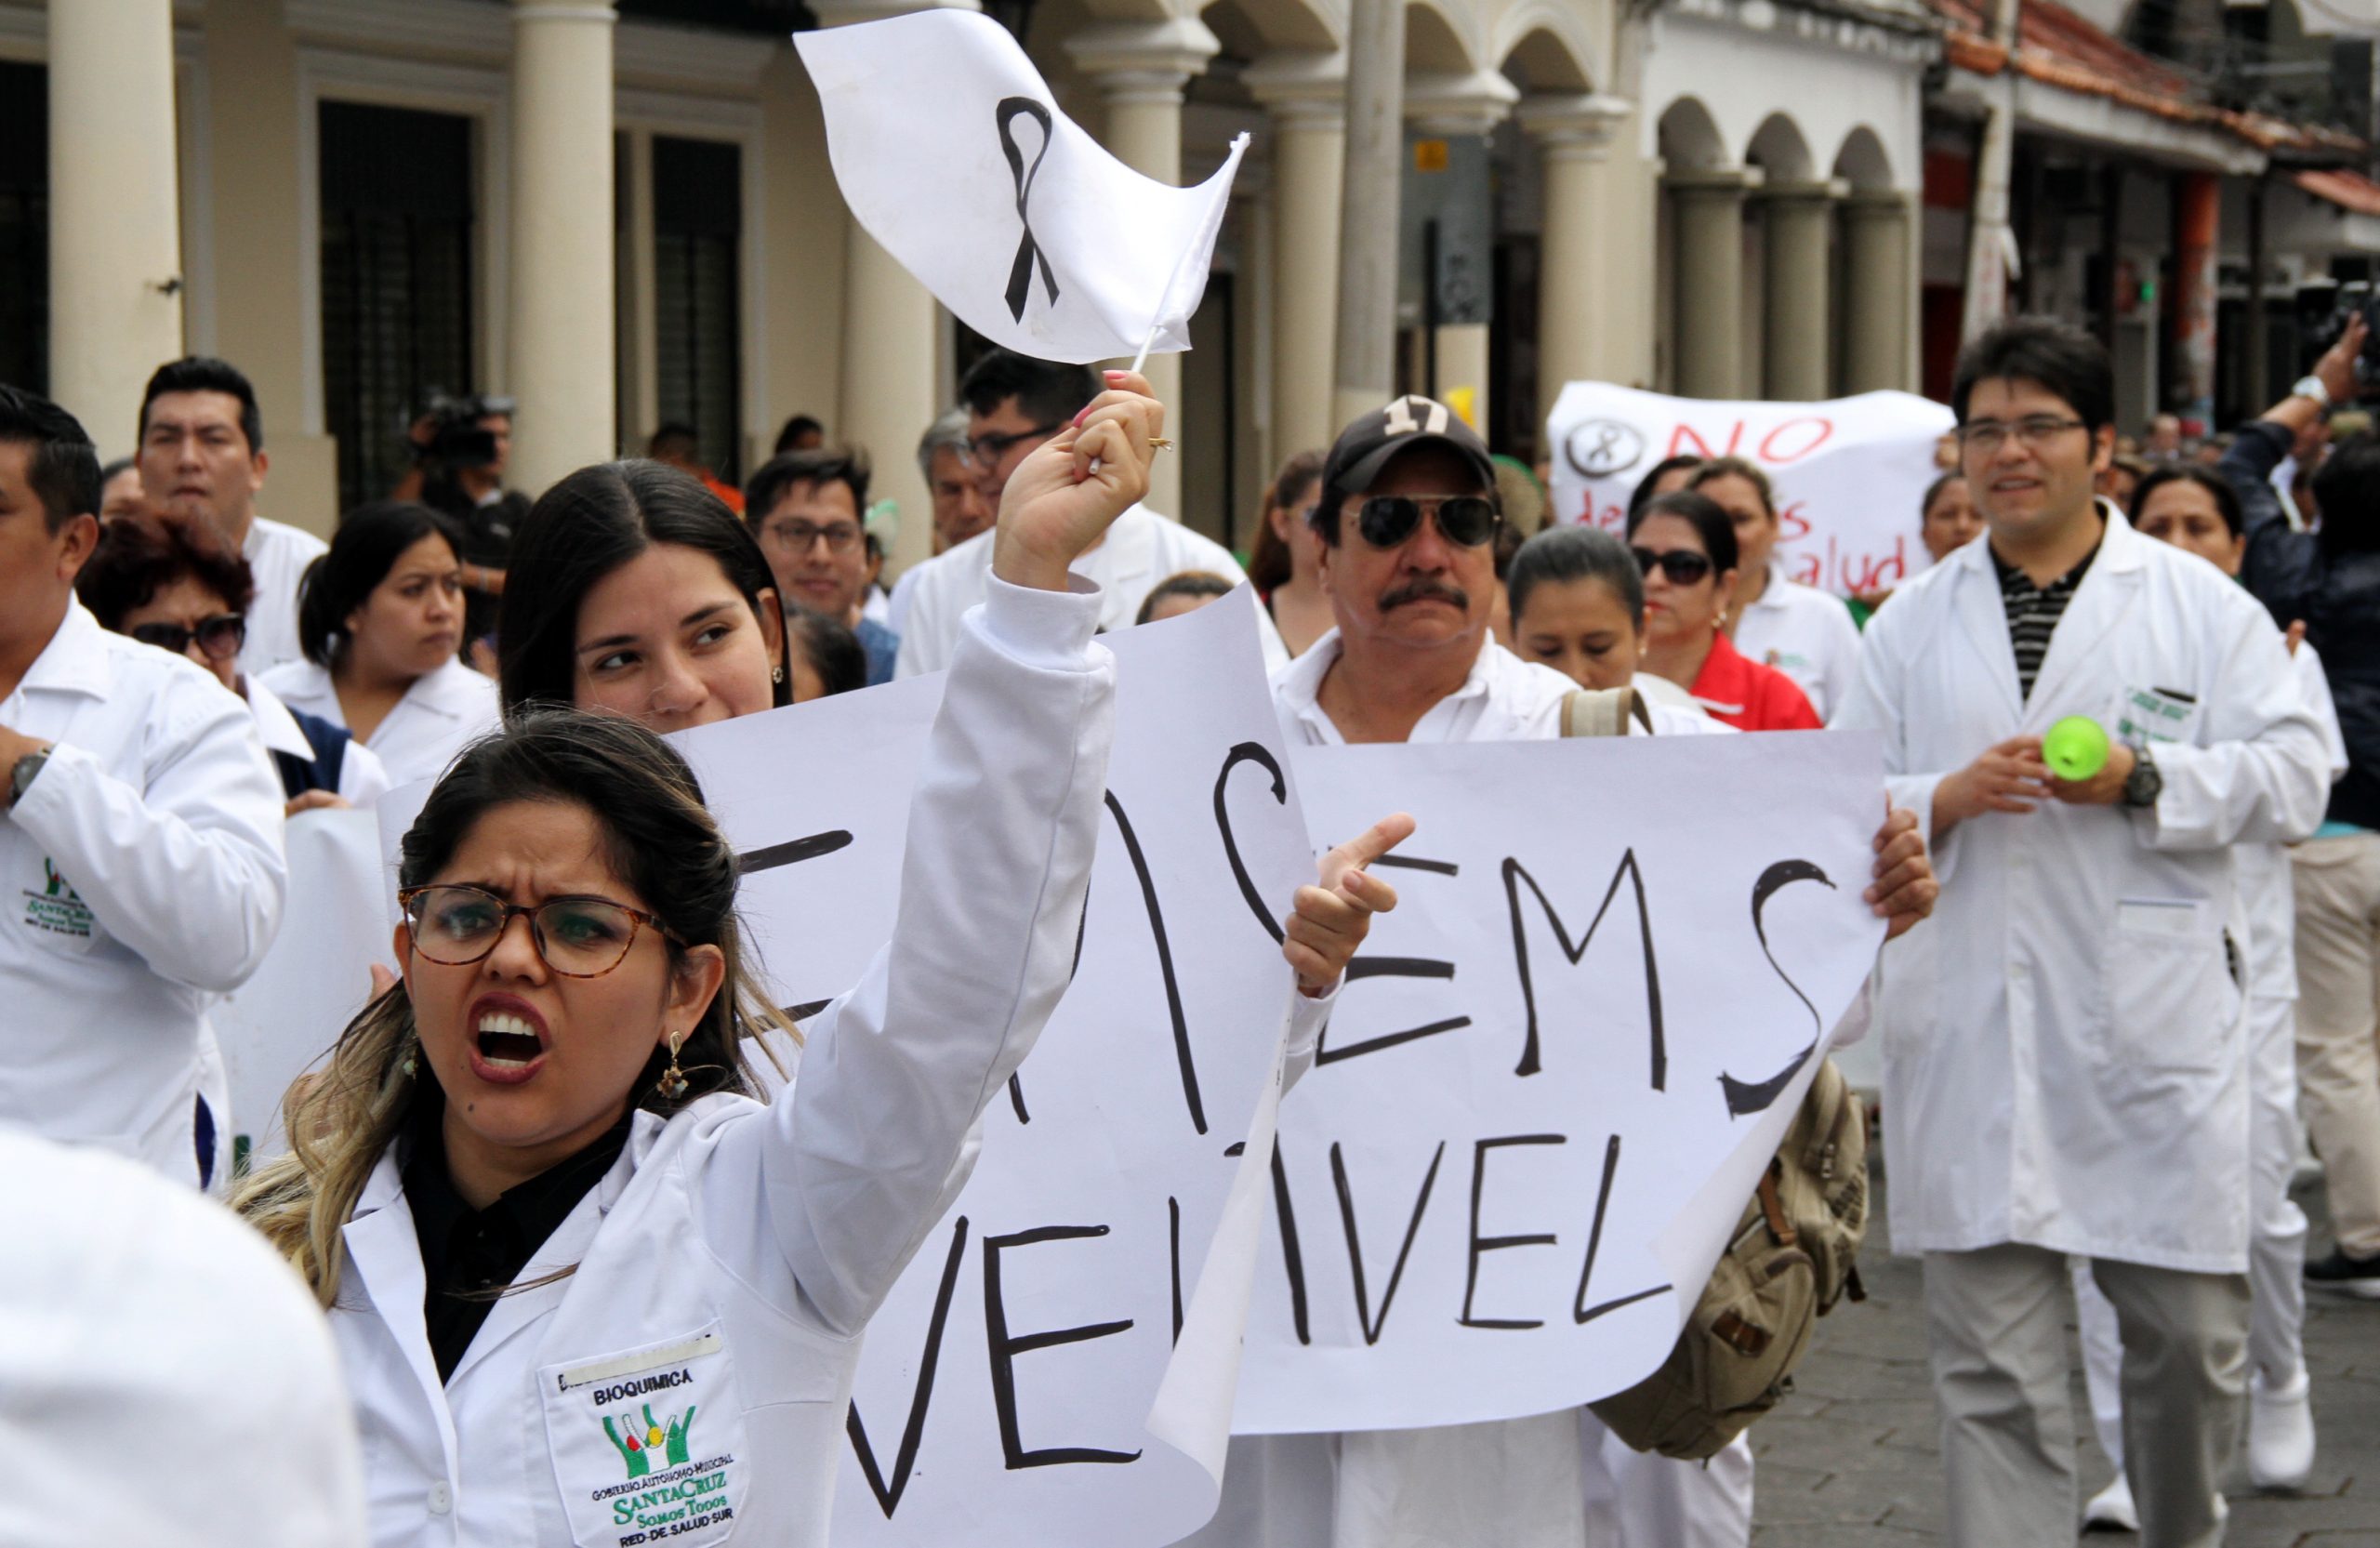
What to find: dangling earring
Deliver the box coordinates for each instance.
[657,1030,690,1101]
[771,664,786,684]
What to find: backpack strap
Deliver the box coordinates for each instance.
[1798,1059,1847,1177]
[1756,1167,1797,1248]
[1559,685,1655,738]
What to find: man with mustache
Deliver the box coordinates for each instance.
[1192,397,1937,1548]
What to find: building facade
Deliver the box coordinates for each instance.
[4,0,1931,568]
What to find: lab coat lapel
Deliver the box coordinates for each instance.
[1949,540,2025,723]
[344,1152,462,1484]
[444,1138,641,1387]
[2022,506,2144,725]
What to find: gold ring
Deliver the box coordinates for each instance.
[1148,436,1174,453]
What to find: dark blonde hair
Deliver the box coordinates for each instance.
[236,709,792,1305]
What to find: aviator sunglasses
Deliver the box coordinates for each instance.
[1352,494,1501,549]
[1631,547,1715,586]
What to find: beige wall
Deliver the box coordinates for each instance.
[200,0,339,536]
[37,0,1688,552]
[757,47,851,475]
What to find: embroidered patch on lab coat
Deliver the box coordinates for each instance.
[20,856,95,948]
[2114,685,2200,748]
[540,1322,747,1546]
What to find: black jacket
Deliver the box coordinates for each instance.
[2222,419,2380,827]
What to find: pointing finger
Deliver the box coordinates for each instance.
[1319,812,1416,892]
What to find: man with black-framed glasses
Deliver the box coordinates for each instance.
[892,349,1276,677]
[745,447,899,686]
[1835,318,2332,1548]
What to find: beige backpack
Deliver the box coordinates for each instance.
[1560,685,1871,1461]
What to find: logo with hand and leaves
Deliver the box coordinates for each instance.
[602,1404,697,1480]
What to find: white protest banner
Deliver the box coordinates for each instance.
[1233,730,1884,1434]
[1546,382,1954,597]
[373,589,1316,1543]
[213,807,397,1170]
[795,10,1247,364]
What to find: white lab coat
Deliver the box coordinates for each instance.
[329,578,1117,1548]
[0,1125,369,1544]
[1730,561,1863,722]
[242,515,330,677]
[893,505,1289,678]
[247,678,395,808]
[1194,632,1743,1548]
[259,655,502,789]
[1834,509,2331,1273]
[0,602,286,1180]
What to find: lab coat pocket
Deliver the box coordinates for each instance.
[2103,899,2228,1075]
[540,1321,749,1548]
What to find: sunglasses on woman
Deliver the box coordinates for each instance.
[1631,547,1714,586]
[1353,495,1501,549]
[130,613,247,661]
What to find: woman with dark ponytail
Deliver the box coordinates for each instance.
[259,501,500,786]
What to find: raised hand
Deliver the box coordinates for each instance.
[2316,312,2365,407]
[1283,813,1416,998]
[990,369,1163,594]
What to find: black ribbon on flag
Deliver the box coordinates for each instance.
[997,97,1061,324]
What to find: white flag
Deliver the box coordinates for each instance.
[796,10,1247,364]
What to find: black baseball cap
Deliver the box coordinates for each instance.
[1318,395,1498,530]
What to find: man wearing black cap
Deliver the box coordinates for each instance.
[1181,396,1938,1548]
[1272,394,1567,744]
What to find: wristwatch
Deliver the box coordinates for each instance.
[2121,744,2162,809]
[7,748,47,810]
[2292,375,2333,410]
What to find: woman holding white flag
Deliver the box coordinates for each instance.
[238,378,1402,1547]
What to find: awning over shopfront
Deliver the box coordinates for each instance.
[1931,0,2362,173]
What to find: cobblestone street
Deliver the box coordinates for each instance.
[1752,1168,2380,1545]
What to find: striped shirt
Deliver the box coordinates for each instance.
[1991,538,2099,700]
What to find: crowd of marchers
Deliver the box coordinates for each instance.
[0,310,2373,1548]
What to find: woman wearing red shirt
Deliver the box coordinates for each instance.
[1625,490,1823,731]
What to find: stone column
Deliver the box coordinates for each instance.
[1333,0,1404,429]
[813,0,967,574]
[1247,51,1346,466]
[1839,191,1912,393]
[1065,18,1220,520]
[1406,70,1515,430]
[508,0,616,495]
[47,0,183,449]
[1519,94,1633,398]
[1667,169,1747,401]
[1761,180,1835,402]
